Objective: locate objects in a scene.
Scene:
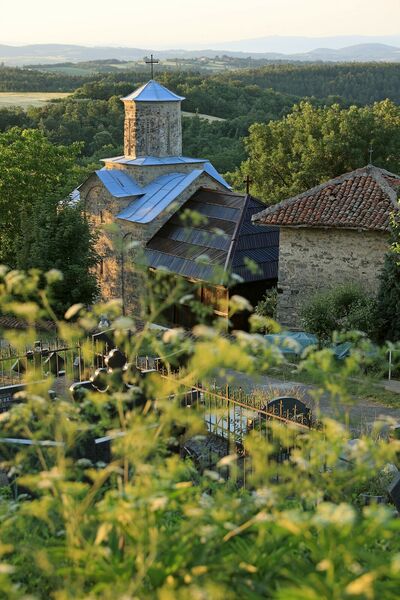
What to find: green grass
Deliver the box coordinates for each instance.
[0,92,71,108]
[270,363,400,409]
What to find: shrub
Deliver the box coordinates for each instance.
[375,214,400,343]
[0,268,399,599]
[255,288,278,320]
[301,283,377,342]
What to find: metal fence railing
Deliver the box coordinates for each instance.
[1,342,314,486]
[0,341,82,388]
[148,365,312,475]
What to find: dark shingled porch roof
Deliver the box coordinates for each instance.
[144,188,279,283]
[252,165,400,232]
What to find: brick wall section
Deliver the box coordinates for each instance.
[123,100,182,158]
[277,227,390,327]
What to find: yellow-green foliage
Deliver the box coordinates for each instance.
[0,267,399,600]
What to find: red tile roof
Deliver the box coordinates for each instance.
[253,166,400,232]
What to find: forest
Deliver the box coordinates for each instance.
[0,60,399,314]
[1,59,400,600]
[1,62,399,174]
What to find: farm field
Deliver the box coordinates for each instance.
[182,110,225,122]
[0,91,71,108]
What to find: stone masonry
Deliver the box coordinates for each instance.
[277,227,390,327]
[78,78,233,317]
[123,101,182,158]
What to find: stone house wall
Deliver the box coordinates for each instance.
[277,227,390,327]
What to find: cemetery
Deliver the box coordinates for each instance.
[1,324,399,517]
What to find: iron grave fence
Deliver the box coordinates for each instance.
[1,342,313,488]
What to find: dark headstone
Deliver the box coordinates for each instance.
[0,383,26,413]
[105,348,127,370]
[43,352,65,376]
[388,472,400,512]
[264,396,310,424]
[90,368,109,393]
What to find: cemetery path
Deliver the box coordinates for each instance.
[221,370,400,436]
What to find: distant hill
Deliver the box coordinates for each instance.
[304,43,400,62]
[1,41,400,66]
[204,34,400,54]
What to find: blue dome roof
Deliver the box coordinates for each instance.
[122,80,185,102]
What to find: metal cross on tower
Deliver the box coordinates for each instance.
[244,174,253,195]
[145,54,159,79]
[368,145,374,164]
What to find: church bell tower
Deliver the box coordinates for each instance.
[121,80,185,159]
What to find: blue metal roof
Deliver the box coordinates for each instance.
[121,80,185,103]
[69,188,81,204]
[100,157,230,190]
[95,169,142,198]
[102,155,206,166]
[204,162,232,190]
[117,170,203,224]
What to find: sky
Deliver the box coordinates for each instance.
[2,0,400,48]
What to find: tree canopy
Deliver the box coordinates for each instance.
[0,128,97,314]
[229,100,400,202]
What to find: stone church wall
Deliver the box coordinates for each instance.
[119,174,226,315]
[103,161,207,187]
[277,227,389,327]
[123,101,182,158]
[81,172,225,313]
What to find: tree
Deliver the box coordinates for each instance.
[0,128,82,266]
[27,200,99,316]
[375,215,400,342]
[0,127,98,315]
[229,100,400,202]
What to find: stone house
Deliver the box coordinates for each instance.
[252,165,400,327]
[75,79,278,327]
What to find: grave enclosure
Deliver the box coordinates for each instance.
[0,335,314,490]
[1,336,400,509]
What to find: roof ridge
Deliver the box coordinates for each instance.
[253,165,399,224]
[222,194,251,278]
[369,166,400,210]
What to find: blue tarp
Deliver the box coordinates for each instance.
[332,342,353,360]
[264,332,318,356]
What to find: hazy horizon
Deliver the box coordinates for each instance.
[2,0,400,49]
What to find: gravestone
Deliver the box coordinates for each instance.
[388,472,400,512]
[0,383,26,413]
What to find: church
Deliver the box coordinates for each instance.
[75,78,279,328]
